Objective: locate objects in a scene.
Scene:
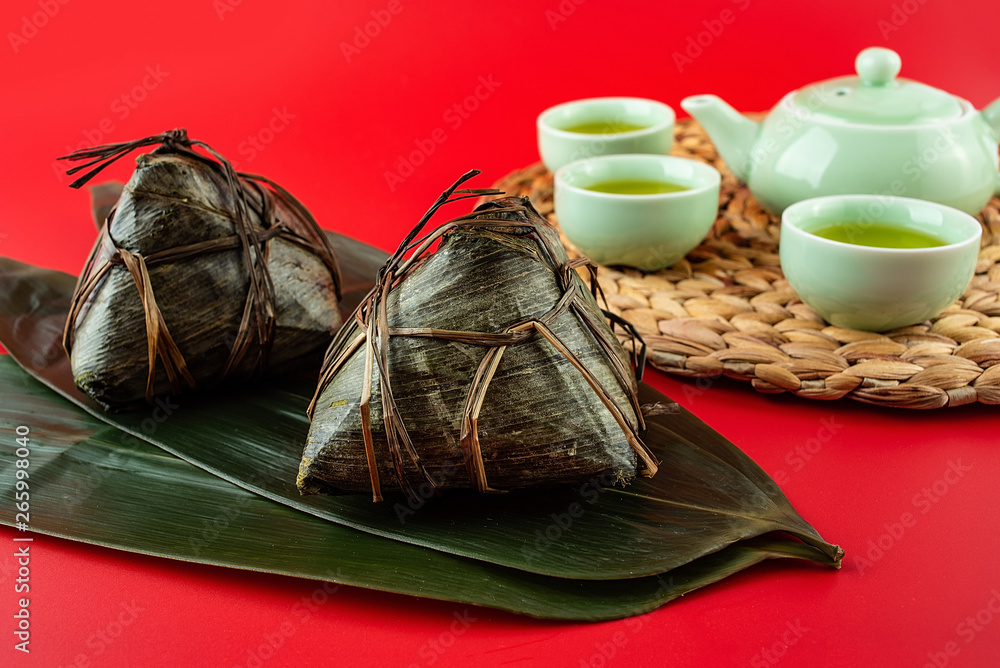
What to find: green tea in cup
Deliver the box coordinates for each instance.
[561,121,649,134]
[537,97,674,172]
[779,195,982,332]
[554,154,721,271]
[811,222,947,249]
[584,179,690,195]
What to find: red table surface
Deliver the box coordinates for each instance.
[2,0,1000,666]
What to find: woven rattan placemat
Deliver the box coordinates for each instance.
[491,118,1000,409]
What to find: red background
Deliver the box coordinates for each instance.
[2,0,1000,666]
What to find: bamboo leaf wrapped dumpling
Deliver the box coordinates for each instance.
[60,129,342,410]
[300,172,657,501]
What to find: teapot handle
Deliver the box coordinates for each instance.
[983,97,1000,195]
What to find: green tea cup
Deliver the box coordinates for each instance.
[780,195,982,331]
[554,154,721,271]
[538,97,674,173]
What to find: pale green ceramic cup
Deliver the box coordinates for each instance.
[538,97,674,173]
[554,154,721,271]
[780,195,982,331]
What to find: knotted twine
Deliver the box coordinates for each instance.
[307,170,656,502]
[59,129,342,404]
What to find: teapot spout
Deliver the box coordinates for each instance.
[680,95,759,182]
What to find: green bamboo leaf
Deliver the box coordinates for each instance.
[0,253,842,580]
[0,356,829,621]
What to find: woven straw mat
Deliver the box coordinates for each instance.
[490,118,1000,409]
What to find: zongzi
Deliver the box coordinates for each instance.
[300,172,656,501]
[60,129,342,411]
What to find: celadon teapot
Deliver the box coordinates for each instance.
[681,47,1000,216]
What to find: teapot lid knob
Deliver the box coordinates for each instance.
[855,47,902,86]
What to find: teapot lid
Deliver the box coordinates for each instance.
[791,47,964,125]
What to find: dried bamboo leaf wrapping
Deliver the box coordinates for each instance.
[61,131,342,410]
[301,181,655,498]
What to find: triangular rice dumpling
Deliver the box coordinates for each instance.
[60,130,342,411]
[300,174,656,501]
